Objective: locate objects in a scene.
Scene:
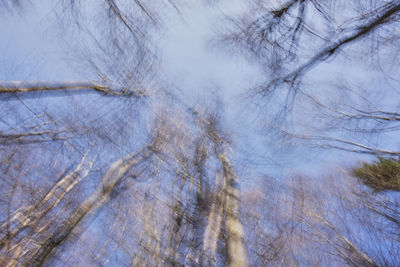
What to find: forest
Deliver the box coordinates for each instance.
[0,0,399,266]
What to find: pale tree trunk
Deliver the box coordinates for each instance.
[202,174,224,265]
[2,147,149,267]
[220,154,249,267]
[201,153,249,267]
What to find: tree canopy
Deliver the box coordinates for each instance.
[353,156,400,192]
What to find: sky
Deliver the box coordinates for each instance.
[1,2,399,265]
[0,1,76,80]
[0,0,397,182]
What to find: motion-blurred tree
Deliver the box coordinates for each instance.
[1,0,400,266]
[220,0,400,156]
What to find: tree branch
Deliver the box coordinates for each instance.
[0,81,146,97]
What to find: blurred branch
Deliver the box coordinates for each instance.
[300,209,379,267]
[281,129,400,156]
[302,90,400,122]
[0,130,69,145]
[0,146,95,251]
[0,81,146,97]
[263,1,400,91]
[1,145,152,266]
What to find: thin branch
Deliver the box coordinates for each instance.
[282,129,400,156]
[265,1,400,90]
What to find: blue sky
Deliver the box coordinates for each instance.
[1,0,397,181]
[1,2,399,266]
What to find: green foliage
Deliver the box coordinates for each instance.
[353,157,400,192]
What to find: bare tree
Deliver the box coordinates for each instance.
[241,169,400,266]
[219,0,400,156]
[0,96,253,266]
[0,0,181,99]
[2,1,399,266]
